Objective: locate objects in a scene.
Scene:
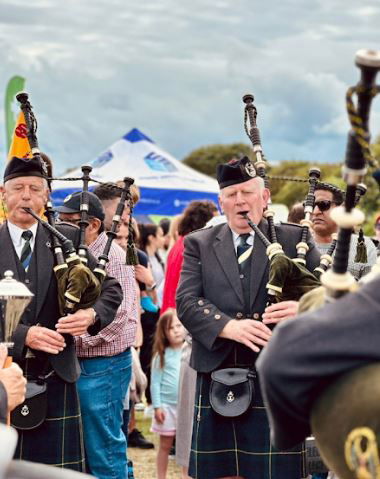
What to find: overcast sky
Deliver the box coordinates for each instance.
[0,0,379,175]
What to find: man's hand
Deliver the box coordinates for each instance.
[55,308,95,336]
[25,325,66,354]
[262,300,299,325]
[0,346,26,411]
[219,319,272,353]
[154,407,165,424]
[135,265,155,287]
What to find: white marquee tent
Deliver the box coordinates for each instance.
[51,128,219,220]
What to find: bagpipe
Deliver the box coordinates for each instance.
[241,93,320,303]
[312,182,367,281]
[14,92,138,318]
[303,49,380,479]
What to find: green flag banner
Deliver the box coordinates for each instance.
[4,75,25,151]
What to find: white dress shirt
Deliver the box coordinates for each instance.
[231,229,255,254]
[7,221,38,260]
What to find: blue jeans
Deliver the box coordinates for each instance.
[78,349,132,479]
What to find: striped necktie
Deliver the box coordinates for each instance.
[20,230,33,270]
[237,233,253,267]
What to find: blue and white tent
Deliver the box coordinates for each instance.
[51,128,219,218]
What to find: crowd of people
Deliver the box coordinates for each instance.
[1,152,380,479]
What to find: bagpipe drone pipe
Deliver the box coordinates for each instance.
[304,50,380,479]
[241,93,320,305]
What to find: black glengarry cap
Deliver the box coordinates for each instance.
[4,156,48,182]
[216,156,257,189]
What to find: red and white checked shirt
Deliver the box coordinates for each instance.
[75,232,138,358]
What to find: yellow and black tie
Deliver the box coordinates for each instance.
[237,233,252,268]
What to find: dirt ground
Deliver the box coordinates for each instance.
[128,411,182,479]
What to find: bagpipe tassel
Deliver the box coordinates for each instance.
[355,229,368,263]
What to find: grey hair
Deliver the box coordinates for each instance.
[3,176,49,191]
[219,176,265,197]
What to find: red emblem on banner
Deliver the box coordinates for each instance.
[15,123,28,139]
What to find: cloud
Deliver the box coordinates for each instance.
[0,0,379,176]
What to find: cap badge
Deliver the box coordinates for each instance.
[244,162,256,178]
[40,158,48,176]
[64,194,72,203]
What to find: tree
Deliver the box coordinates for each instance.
[183,143,253,177]
[183,141,380,234]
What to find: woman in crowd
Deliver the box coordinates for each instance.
[138,223,166,407]
[116,220,155,450]
[161,200,218,313]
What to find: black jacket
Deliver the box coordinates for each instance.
[176,220,320,373]
[1,221,122,383]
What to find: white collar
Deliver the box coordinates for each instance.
[230,228,255,248]
[7,220,38,247]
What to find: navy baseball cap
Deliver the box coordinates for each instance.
[55,191,105,221]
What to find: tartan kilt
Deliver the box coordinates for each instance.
[14,373,85,472]
[189,372,307,479]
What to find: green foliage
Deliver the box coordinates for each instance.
[182,143,253,178]
[183,141,380,235]
[268,161,344,206]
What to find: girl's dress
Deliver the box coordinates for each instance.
[150,347,182,436]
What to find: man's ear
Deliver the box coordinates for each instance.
[43,189,49,205]
[91,217,102,234]
[262,188,270,208]
[218,194,224,214]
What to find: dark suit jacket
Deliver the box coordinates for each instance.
[176,220,320,373]
[1,221,123,383]
[256,276,380,451]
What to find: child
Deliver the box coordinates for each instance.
[150,308,185,479]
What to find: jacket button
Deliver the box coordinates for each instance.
[253,313,260,319]
[214,314,221,320]
[25,279,30,284]
[198,300,204,306]
[236,312,243,319]
[203,308,210,314]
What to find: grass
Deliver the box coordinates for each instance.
[128,410,182,479]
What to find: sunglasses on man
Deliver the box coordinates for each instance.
[313,200,337,212]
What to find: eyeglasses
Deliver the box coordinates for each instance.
[314,200,337,212]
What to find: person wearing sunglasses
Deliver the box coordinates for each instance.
[312,183,377,280]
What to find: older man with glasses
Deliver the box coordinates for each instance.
[312,182,377,280]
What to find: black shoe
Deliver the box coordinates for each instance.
[128,428,155,449]
[168,445,175,458]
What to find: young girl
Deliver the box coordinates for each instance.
[150,309,185,479]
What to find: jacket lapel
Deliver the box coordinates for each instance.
[0,223,19,280]
[34,224,54,318]
[249,219,270,309]
[214,224,244,304]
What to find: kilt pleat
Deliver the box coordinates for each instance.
[14,374,85,472]
[189,372,307,479]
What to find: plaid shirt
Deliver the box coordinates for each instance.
[317,233,378,281]
[75,232,138,357]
